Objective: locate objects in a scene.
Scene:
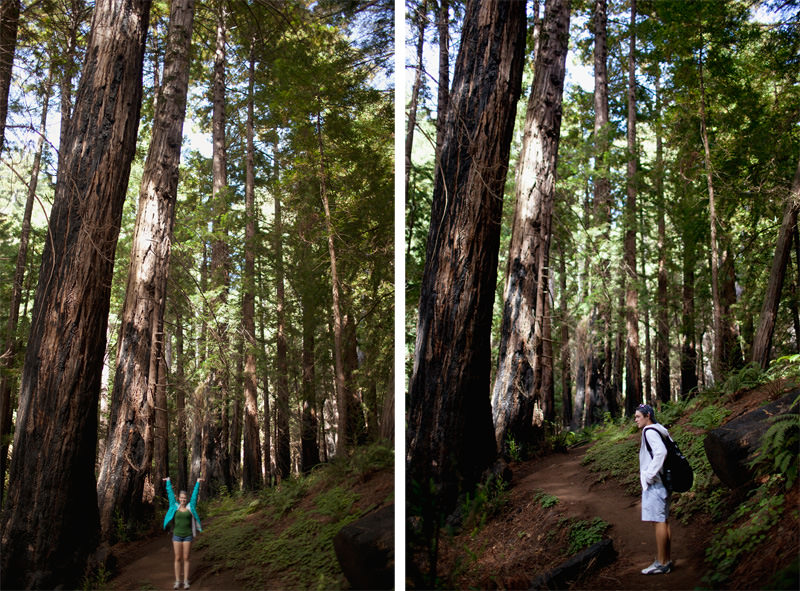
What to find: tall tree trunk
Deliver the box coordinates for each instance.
[316,109,350,455]
[408,0,526,511]
[153,338,169,496]
[0,1,151,586]
[275,172,291,479]
[698,51,723,382]
[558,244,572,427]
[96,0,194,539]
[752,157,800,368]
[206,0,231,496]
[0,67,53,503]
[176,311,188,491]
[624,0,642,417]
[681,243,698,396]
[405,0,428,200]
[300,281,320,472]
[0,0,20,151]
[241,44,262,491]
[719,242,743,371]
[260,303,272,485]
[435,0,449,167]
[491,0,571,451]
[654,73,670,404]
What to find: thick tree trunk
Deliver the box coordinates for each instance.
[0,68,53,503]
[492,0,570,451]
[752,158,800,368]
[206,0,231,496]
[301,286,320,472]
[0,0,20,151]
[624,0,642,417]
[241,45,262,491]
[719,244,743,372]
[558,246,572,427]
[405,0,427,199]
[176,313,188,491]
[407,0,526,510]
[96,0,193,538]
[0,1,151,586]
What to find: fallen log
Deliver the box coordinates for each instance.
[528,538,616,590]
[333,504,394,590]
[704,390,799,488]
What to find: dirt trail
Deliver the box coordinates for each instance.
[516,445,712,590]
[108,522,241,591]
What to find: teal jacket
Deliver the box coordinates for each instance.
[163,478,203,536]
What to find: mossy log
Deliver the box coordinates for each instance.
[528,538,616,590]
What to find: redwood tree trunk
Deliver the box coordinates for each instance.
[491,0,570,451]
[275,174,291,479]
[435,0,449,167]
[241,44,263,491]
[405,0,427,198]
[96,0,194,538]
[407,0,526,510]
[655,73,670,404]
[0,1,151,586]
[301,284,320,472]
[751,157,800,368]
[623,0,642,416]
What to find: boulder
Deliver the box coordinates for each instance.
[704,390,799,488]
[334,505,394,590]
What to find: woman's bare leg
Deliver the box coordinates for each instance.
[182,541,192,582]
[173,541,182,581]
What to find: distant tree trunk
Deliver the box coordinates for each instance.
[719,242,743,371]
[300,284,320,472]
[641,229,652,405]
[408,0,526,510]
[654,74,670,403]
[275,175,291,479]
[681,253,698,396]
[316,109,350,455]
[259,308,272,485]
[241,44,262,491]
[0,1,151,586]
[698,51,723,382]
[793,223,800,352]
[752,158,800,368]
[405,0,427,199]
[380,367,394,442]
[0,67,53,503]
[492,0,570,451]
[96,0,193,538]
[0,0,20,151]
[435,0,449,167]
[176,312,188,491]
[623,0,642,417]
[558,245,572,427]
[153,342,169,495]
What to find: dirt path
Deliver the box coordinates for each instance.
[516,446,712,590]
[108,523,241,591]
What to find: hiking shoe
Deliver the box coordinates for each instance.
[173,582,180,590]
[183,582,190,589]
[641,561,671,575]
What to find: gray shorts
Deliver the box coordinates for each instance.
[642,481,669,522]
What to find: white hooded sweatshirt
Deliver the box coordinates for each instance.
[639,422,670,491]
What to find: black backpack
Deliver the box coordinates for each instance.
[643,426,694,493]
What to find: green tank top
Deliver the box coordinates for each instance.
[173,508,193,538]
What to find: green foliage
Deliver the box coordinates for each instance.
[748,394,800,489]
[688,404,731,430]
[80,563,111,591]
[581,424,641,495]
[460,477,510,537]
[722,362,768,394]
[703,475,787,587]
[767,354,800,383]
[195,444,391,590]
[533,490,559,509]
[566,517,609,554]
[505,435,523,462]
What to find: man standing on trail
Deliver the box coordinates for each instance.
[634,404,673,575]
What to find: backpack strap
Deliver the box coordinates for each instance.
[643,426,662,458]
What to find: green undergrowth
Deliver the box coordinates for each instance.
[577,364,799,588]
[193,442,393,590]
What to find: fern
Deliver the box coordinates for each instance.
[748,394,800,489]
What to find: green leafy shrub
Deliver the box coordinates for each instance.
[461,477,509,536]
[689,404,731,430]
[581,429,640,495]
[567,517,609,554]
[748,395,800,489]
[533,490,559,508]
[722,362,767,393]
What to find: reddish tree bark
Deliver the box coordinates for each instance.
[0,0,151,585]
[407,0,526,509]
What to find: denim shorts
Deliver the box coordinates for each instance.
[172,534,193,543]
[641,481,669,522]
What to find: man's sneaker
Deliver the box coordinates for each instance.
[641,560,671,575]
[183,581,190,589]
[173,582,180,590]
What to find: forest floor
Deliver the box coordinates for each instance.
[436,379,800,590]
[105,444,395,590]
